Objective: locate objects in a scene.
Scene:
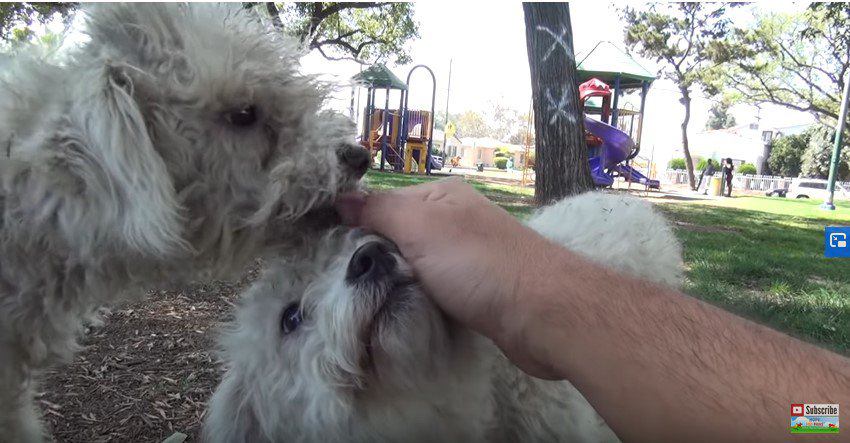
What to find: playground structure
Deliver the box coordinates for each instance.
[351,64,437,174]
[576,41,660,189]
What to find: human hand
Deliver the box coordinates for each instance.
[336,178,563,377]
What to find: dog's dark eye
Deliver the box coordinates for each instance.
[225,105,257,127]
[281,303,302,335]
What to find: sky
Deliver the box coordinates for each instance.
[39,2,817,167]
[301,1,816,166]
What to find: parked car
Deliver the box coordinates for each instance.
[787,178,850,200]
[429,154,443,171]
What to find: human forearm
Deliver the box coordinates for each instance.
[343,181,849,441]
[504,239,850,442]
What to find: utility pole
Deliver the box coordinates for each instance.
[442,58,453,156]
[822,73,850,210]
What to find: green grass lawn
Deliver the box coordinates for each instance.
[364,170,536,217]
[658,198,850,355]
[364,171,850,354]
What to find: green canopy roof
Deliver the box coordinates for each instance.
[576,41,656,90]
[351,64,407,90]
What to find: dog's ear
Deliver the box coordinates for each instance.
[84,3,187,68]
[204,373,262,443]
[78,62,188,257]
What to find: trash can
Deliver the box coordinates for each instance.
[710,175,723,196]
[476,162,484,172]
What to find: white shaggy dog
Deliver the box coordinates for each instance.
[205,192,683,442]
[0,4,369,440]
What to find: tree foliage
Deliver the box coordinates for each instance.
[621,3,735,190]
[768,131,809,177]
[0,2,76,44]
[705,101,736,130]
[0,3,418,65]
[443,106,532,144]
[488,102,520,142]
[801,126,850,180]
[704,3,849,124]
[668,158,687,170]
[434,111,458,132]
[738,163,757,175]
[257,2,419,64]
[696,158,718,171]
[454,110,490,138]
[488,102,533,145]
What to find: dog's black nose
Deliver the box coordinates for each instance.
[339,145,370,178]
[347,241,396,281]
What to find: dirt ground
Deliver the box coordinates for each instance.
[39,264,261,443]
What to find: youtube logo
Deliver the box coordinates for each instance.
[791,404,804,416]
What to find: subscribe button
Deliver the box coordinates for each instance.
[791,404,839,434]
[825,227,850,258]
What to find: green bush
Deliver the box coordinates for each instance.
[696,158,708,171]
[668,158,687,170]
[768,131,809,177]
[494,157,508,170]
[738,163,757,175]
[494,147,511,158]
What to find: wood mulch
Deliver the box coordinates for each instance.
[39,264,261,442]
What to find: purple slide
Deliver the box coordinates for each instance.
[583,117,660,189]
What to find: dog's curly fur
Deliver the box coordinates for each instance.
[205,192,683,442]
[0,4,367,440]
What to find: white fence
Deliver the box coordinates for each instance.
[663,169,850,192]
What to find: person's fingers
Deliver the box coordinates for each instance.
[359,188,428,245]
[359,178,465,239]
[334,179,449,228]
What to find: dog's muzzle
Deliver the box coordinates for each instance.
[338,144,370,179]
[346,238,398,282]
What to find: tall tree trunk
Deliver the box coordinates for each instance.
[265,2,284,30]
[523,2,592,206]
[679,87,696,190]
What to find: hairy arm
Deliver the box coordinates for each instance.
[339,179,850,442]
[509,235,849,442]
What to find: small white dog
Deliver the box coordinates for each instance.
[205,192,683,442]
[0,4,369,440]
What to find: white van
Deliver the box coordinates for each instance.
[787,178,849,200]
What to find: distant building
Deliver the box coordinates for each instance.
[431,129,462,156]
[683,122,813,174]
[449,137,531,168]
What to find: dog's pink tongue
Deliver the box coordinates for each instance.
[335,192,366,226]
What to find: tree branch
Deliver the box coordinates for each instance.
[674,4,699,70]
[775,39,840,96]
[722,68,838,120]
[314,44,369,64]
[311,31,387,62]
[305,2,387,40]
